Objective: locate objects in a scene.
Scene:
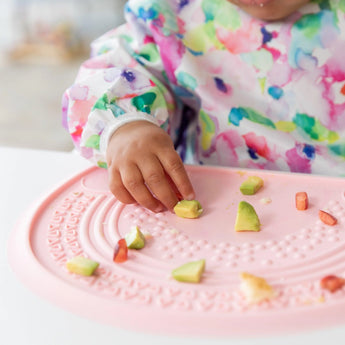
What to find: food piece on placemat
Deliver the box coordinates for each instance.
[319,210,337,226]
[240,272,275,304]
[174,200,203,219]
[295,192,309,210]
[320,275,345,293]
[240,176,264,195]
[113,238,128,263]
[235,201,261,232]
[66,256,99,276]
[260,197,272,204]
[125,225,146,249]
[172,259,205,283]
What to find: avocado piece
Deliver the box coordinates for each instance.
[66,256,99,276]
[235,201,261,232]
[172,259,205,283]
[125,225,146,249]
[174,200,203,219]
[240,176,264,195]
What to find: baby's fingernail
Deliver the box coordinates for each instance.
[186,193,195,201]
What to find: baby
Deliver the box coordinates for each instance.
[62,0,345,212]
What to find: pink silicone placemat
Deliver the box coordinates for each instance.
[8,165,345,337]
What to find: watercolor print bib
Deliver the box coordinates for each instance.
[62,0,345,176]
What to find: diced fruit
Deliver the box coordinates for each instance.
[174,200,203,219]
[235,201,260,232]
[143,232,153,240]
[239,176,264,195]
[295,192,308,210]
[125,225,146,249]
[66,256,99,276]
[113,238,128,263]
[319,210,337,226]
[260,197,272,204]
[320,275,345,293]
[240,272,275,304]
[172,259,205,283]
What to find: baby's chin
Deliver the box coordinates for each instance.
[228,0,309,21]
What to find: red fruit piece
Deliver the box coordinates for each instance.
[113,238,128,263]
[319,210,337,226]
[320,275,345,293]
[295,192,308,210]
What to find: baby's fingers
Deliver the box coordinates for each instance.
[108,169,135,204]
[121,164,164,213]
[160,152,195,201]
[139,158,179,211]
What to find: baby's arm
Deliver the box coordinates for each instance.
[62,3,195,212]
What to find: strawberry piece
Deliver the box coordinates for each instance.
[113,238,128,263]
[295,192,308,210]
[319,210,337,226]
[320,275,345,293]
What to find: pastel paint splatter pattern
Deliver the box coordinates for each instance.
[62,0,345,176]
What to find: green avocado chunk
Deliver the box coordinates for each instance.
[240,176,264,195]
[172,259,206,283]
[125,225,146,249]
[66,256,99,276]
[174,200,203,219]
[235,201,261,232]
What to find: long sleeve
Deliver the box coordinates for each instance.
[63,0,345,176]
[62,1,180,168]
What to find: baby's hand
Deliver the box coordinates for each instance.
[106,121,195,212]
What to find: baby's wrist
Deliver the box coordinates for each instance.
[100,111,160,155]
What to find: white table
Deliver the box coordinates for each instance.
[1,146,345,345]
